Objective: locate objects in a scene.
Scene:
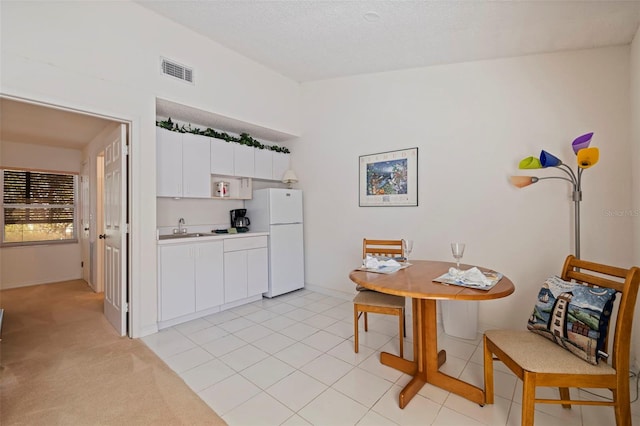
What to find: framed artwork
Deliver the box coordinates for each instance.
[359,147,418,207]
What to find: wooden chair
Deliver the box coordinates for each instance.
[483,255,640,425]
[353,239,406,357]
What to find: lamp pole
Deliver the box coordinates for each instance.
[537,163,582,259]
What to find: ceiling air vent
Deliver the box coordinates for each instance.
[161,57,194,84]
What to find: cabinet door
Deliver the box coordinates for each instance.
[254,149,273,180]
[247,247,268,296]
[224,250,247,303]
[182,133,211,198]
[195,241,224,311]
[159,245,195,321]
[210,137,234,176]
[272,152,290,181]
[156,128,183,197]
[233,144,255,177]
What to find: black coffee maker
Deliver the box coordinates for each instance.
[230,209,250,233]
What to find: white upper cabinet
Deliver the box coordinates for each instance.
[159,126,292,193]
[157,128,183,197]
[157,128,211,198]
[254,148,273,180]
[254,149,291,181]
[272,152,290,182]
[233,144,255,177]
[210,137,234,176]
[182,133,211,198]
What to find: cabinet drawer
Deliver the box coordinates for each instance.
[224,236,268,252]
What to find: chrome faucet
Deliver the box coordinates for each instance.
[177,217,186,234]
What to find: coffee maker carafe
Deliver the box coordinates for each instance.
[230,209,250,232]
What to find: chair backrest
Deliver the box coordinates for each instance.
[363,238,404,259]
[560,255,640,372]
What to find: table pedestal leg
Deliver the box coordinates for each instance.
[381,298,486,407]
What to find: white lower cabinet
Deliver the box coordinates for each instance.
[195,242,225,311]
[158,235,269,328]
[158,240,223,322]
[247,247,268,296]
[159,244,195,321]
[223,236,268,303]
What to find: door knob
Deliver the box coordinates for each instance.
[98,234,106,239]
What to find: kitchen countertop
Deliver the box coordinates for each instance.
[157,231,269,245]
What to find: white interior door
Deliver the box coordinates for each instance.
[103,124,128,336]
[80,163,91,287]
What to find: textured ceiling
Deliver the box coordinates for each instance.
[4,1,640,150]
[136,0,640,82]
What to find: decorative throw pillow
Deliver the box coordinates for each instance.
[527,275,617,365]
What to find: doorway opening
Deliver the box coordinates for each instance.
[0,95,132,337]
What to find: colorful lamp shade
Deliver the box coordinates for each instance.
[518,156,542,169]
[577,147,600,169]
[510,132,597,260]
[510,176,539,188]
[571,132,593,154]
[540,150,562,167]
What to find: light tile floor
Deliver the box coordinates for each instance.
[142,289,640,425]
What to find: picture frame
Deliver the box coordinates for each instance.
[359,147,418,207]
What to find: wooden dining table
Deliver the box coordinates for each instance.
[349,259,515,408]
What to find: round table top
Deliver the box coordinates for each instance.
[349,259,515,301]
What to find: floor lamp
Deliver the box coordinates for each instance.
[510,132,600,259]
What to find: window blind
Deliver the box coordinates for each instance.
[3,170,75,225]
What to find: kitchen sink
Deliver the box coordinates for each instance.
[159,232,208,240]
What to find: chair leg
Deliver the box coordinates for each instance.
[613,384,632,426]
[558,387,571,409]
[364,312,368,332]
[398,310,404,358]
[483,335,494,405]
[521,372,536,426]
[353,305,359,354]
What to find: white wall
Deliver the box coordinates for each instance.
[2,1,636,345]
[0,141,83,288]
[1,1,300,337]
[297,47,633,332]
[630,26,640,367]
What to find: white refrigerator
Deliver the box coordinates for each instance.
[245,188,304,297]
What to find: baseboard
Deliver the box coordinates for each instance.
[0,276,83,290]
[136,323,159,339]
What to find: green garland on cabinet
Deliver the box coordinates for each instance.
[156,118,290,154]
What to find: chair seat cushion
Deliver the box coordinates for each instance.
[353,291,405,309]
[526,276,617,365]
[485,329,616,375]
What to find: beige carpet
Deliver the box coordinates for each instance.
[0,279,226,425]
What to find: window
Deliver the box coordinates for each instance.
[2,169,78,245]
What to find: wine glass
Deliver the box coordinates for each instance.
[451,243,465,272]
[402,239,413,263]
